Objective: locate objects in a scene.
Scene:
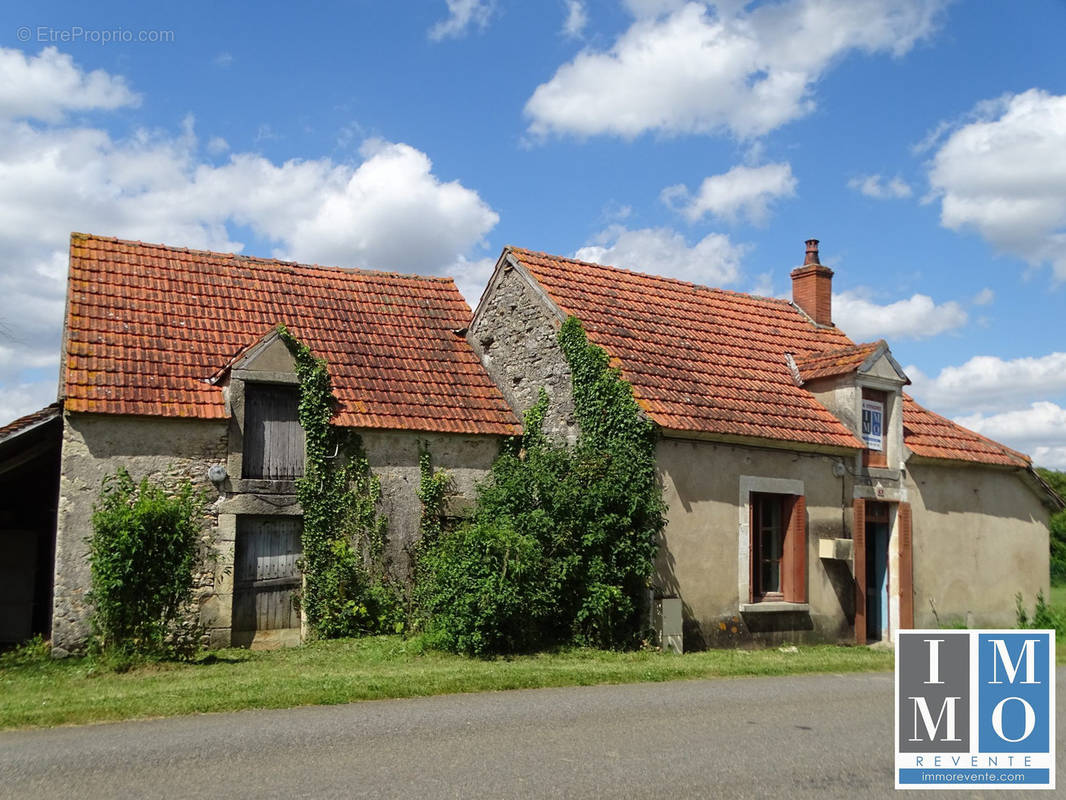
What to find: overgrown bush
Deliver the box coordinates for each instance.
[417,519,554,655]
[88,468,204,657]
[418,317,665,655]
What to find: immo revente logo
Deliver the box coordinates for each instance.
[896,630,1056,790]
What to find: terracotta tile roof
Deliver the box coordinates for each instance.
[0,402,61,444]
[63,234,520,435]
[507,247,864,450]
[902,394,1030,468]
[506,247,1030,467]
[794,341,884,382]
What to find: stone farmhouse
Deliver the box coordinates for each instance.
[468,242,1059,647]
[0,233,1058,652]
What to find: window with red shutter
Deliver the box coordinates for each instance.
[750,492,806,603]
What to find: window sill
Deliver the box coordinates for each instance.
[231,478,299,495]
[739,602,810,614]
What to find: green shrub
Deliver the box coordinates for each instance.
[418,317,665,655]
[88,468,204,657]
[417,519,554,656]
[1016,590,1066,636]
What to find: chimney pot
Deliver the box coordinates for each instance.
[804,238,820,265]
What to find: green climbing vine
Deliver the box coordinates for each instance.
[277,325,401,638]
[417,316,665,655]
[417,446,451,546]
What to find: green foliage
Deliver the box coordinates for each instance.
[1035,468,1066,585]
[1016,590,1066,636]
[0,635,51,667]
[417,447,451,547]
[418,317,665,655]
[278,326,402,638]
[88,468,204,657]
[417,519,554,655]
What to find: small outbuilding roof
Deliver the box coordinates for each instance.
[62,234,520,436]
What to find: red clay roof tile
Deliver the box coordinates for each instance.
[794,341,884,382]
[507,247,1028,467]
[62,234,520,436]
[508,247,862,450]
[0,402,62,443]
[902,394,1029,468]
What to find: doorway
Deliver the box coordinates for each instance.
[865,502,890,642]
[232,515,303,648]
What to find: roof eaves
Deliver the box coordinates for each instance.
[659,426,863,455]
[0,402,63,446]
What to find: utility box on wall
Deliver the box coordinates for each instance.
[656,597,683,654]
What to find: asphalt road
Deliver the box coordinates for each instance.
[2,669,1063,799]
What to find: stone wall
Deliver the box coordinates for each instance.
[467,262,577,443]
[52,411,501,653]
[52,412,228,655]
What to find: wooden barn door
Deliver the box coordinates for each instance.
[232,516,303,648]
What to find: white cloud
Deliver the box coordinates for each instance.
[0,47,139,122]
[0,47,500,424]
[833,290,967,341]
[972,287,994,306]
[525,0,945,140]
[207,136,229,155]
[905,352,1066,416]
[574,225,746,287]
[954,402,1066,470]
[450,255,498,308]
[928,89,1066,280]
[429,0,496,41]
[562,1,588,38]
[848,173,912,199]
[662,162,796,224]
[622,0,690,18]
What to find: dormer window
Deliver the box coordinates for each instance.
[861,388,887,468]
[242,383,305,479]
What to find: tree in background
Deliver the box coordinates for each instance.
[1036,468,1066,585]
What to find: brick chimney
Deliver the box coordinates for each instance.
[790,238,834,326]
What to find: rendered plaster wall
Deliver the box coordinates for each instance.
[905,462,1050,629]
[468,264,576,444]
[655,437,857,648]
[360,429,502,583]
[52,412,227,655]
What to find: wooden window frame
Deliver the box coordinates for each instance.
[861,387,888,468]
[241,382,305,480]
[749,492,807,604]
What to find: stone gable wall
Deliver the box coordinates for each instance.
[467,264,577,444]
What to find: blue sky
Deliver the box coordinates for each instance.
[1,0,1064,467]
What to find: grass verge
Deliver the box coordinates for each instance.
[0,637,892,730]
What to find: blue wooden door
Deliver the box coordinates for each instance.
[865,522,889,641]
